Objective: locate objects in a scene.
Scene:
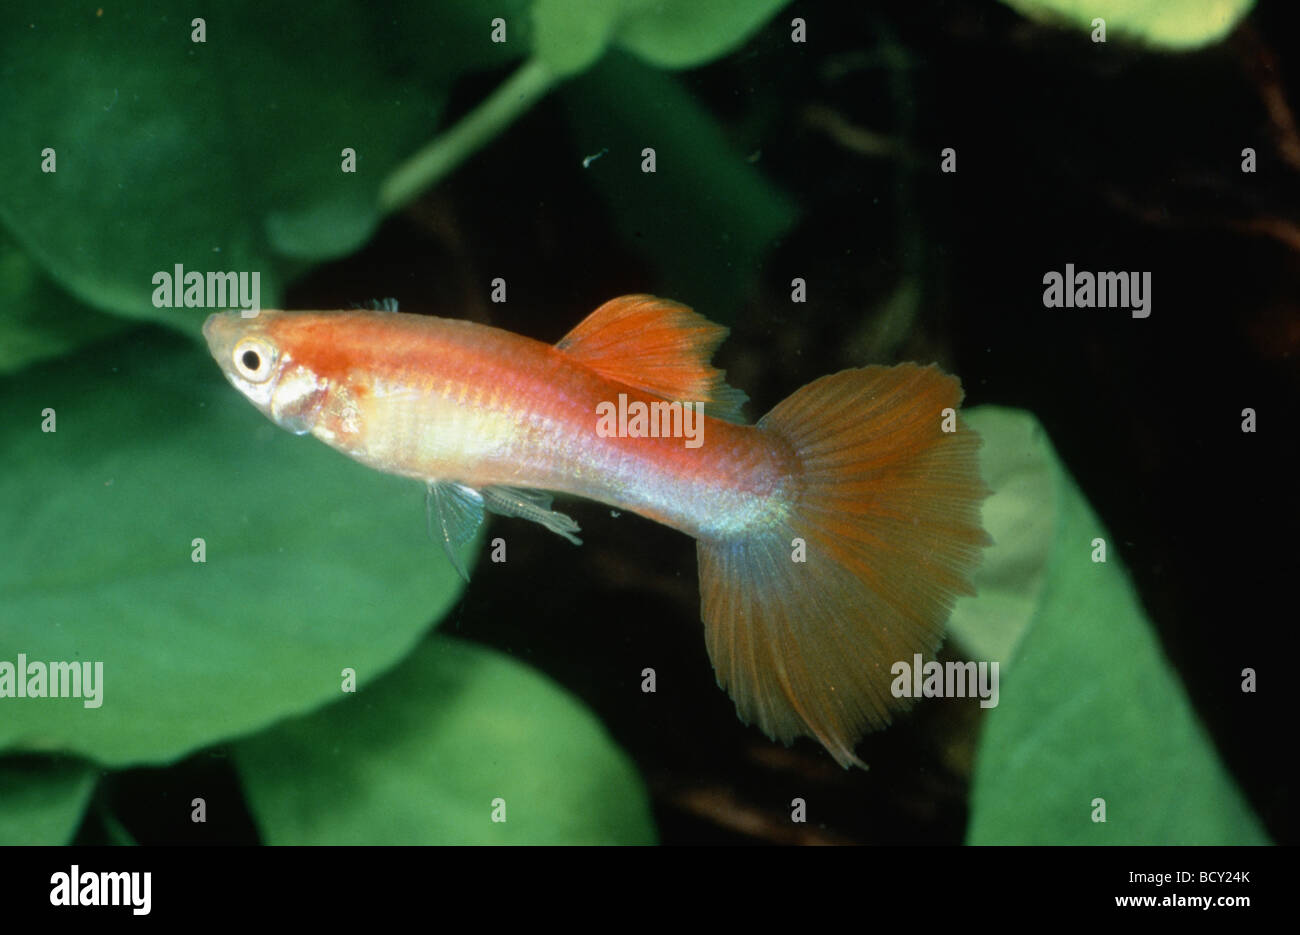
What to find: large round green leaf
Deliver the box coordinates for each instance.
[0,232,129,375]
[0,329,469,766]
[0,1,444,334]
[0,757,97,844]
[235,636,656,844]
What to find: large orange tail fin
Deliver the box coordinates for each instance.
[696,363,990,767]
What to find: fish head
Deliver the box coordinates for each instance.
[203,310,328,436]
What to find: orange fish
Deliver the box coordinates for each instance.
[204,295,989,767]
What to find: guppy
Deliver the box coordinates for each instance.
[204,295,989,767]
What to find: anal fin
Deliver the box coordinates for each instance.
[481,486,582,545]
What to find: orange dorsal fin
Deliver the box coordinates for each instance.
[556,295,748,423]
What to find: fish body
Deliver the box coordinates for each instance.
[205,295,989,767]
[204,307,791,540]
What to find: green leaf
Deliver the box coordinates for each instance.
[0,1,444,335]
[560,52,797,319]
[379,59,558,213]
[948,408,1055,667]
[0,233,130,375]
[532,0,623,77]
[0,329,471,766]
[532,0,792,75]
[235,636,656,844]
[616,0,793,69]
[999,0,1255,49]
[956,407,1268,844]
[0,757,97,844]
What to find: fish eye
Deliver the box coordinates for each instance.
[232,338,276,383]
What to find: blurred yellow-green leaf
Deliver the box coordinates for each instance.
[1000,0,1255,49]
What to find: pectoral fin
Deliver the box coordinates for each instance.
[425,483,579,580]
[426,481,485,582]
[481,486,582,545]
